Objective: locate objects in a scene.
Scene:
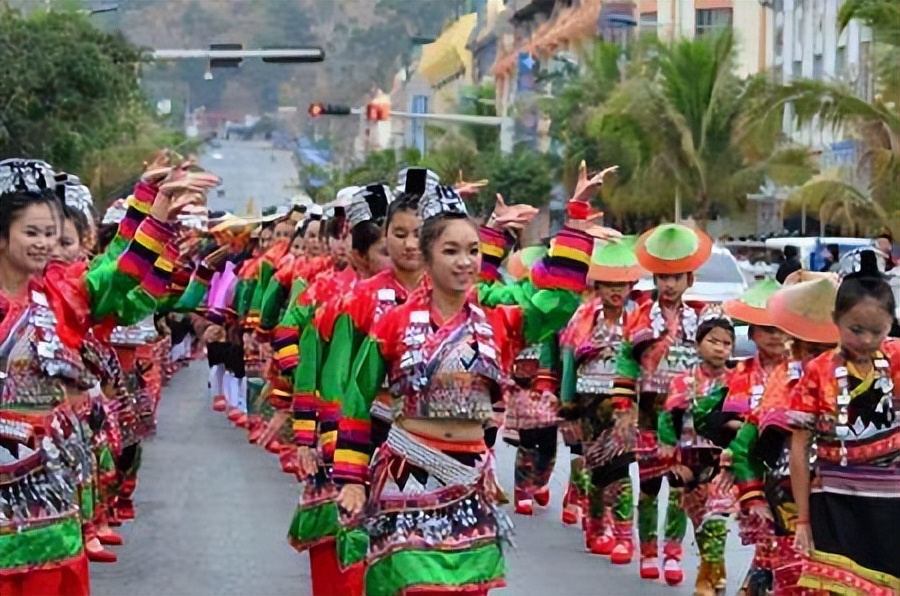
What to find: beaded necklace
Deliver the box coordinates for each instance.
[833,351,894,466]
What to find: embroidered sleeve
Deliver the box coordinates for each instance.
[478,279,581,346]
[259,275,288,334]
[530,226,592,292]
[611,340,640,403]
[292,324,321,447]
[479,226,514,283]
[787,361,825,429]
[85,217,176,325]
[559,347,578,407]
[172,260,214,313]
[657,411,677,446]
[726,422,766,507]
[333,336,387,485]
[273,300,314,377]
[317,315,365,461]
[91,181,158,269]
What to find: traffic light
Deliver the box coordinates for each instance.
[366,91,391,122]
[209,43,243,69]
[308,103,351,118]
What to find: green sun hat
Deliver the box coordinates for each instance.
[506,245,548,281]
[634,223,713,274]
[589,236,645,283]
[722,278,781,326]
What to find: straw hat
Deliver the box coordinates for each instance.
[722,279,781,326]
[634,223,713,274]
[767,272,840,344]
[589,236,644,283]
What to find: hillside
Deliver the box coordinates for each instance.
[102,0,466,121]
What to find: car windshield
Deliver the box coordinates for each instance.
[640,252,743,284]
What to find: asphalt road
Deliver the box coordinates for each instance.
[92,362,752,596]
[200,139,300,216]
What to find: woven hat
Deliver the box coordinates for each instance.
[767,274,839,344]
[589,236,644,283]
[634,223,712,274]
[722,279,781,326]
[506,246,548,281]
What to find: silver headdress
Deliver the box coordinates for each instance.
[348,184,392,229]
[698,304,732,326]
[0,158,57,197]
[102,198,128,225]
[417,184,467,222]
[396,167,440,198]
[839,246,889,278]
[57,174,94,220]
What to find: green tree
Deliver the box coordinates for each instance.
[742,75,899,235]
[476,148,553,217]
[586,30,810,226]
[0,7,148,174]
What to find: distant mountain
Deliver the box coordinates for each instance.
[104,0,466,121]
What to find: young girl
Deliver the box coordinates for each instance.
[658,308,738,596]
[789,251,900,595]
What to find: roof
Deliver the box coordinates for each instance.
[417,13,478,87]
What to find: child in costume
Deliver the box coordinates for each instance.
[612,223,711,584]
[789,250,900,596]
[557,238,643,561]
[658,308,739,595]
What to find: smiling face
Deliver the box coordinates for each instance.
[425,218,481,296]
[385,209,423,274]
[0,202,60,276]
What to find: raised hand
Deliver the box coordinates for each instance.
[490,193,539,228]
[454,170,489,198]
[571,161,618,204]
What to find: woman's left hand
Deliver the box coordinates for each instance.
[489,193,539,230]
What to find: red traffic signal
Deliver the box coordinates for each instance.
[366,103,390,122]
[308,103,351,118]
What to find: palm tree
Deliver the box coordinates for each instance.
[583,29,811,226]
[741,74,899,235]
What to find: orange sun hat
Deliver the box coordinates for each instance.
[634,223,713,275]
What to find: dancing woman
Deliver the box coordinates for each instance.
[0,158,208,595]
[332,167,614,596]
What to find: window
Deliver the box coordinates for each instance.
[695,8,732,36]
[411,95,428,155]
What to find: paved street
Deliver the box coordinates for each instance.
[201,139,300,216]
[92,362,752,596]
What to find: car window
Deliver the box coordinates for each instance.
[695,253,744,283]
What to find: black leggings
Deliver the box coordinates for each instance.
[518,426,557,457]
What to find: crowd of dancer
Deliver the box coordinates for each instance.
[2,151,899,596]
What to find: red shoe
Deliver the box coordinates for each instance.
[116,500,135,521]
[233,413,249,429]
[248,424,265,444]
[610,540,634,565]
[86,542,118,563]
[265,439,283,454]
[640,543,660,580]
[589,534,616,556]
[212,395,226,412]
[227,408,242,423]
[640,558,660,580]
[533,486,550,507]
[663,558,684,586]
[515,500,534,515]
[97,529,124,546]
[279,450,297,474]
[561,485,581,526]
[663,542,684,586]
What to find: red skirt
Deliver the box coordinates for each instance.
[0,553,90,596]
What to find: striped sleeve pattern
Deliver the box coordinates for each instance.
[530,226,592,292]
[116,218,176,287]
[479,226,513,283]
[142,242,179,301]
